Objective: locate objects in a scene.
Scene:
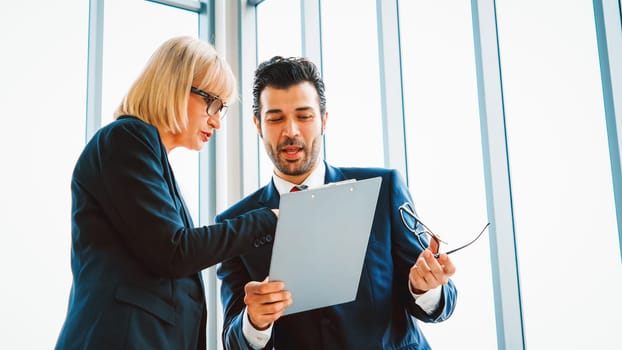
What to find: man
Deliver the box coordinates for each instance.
[216,56,457,349]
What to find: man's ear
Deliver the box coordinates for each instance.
[253,115,263,138]
[321,111,328,135]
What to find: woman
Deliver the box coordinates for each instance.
[55,36,277,349]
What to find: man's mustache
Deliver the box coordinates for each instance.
[277,138,305,151]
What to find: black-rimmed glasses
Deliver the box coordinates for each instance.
[190,86,229,119]
[398,202,490,258]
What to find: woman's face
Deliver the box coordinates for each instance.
[165,90,223,152]
[184,90,221,151]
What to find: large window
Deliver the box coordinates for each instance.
[496,1,622,348]
[0,1,88,348]
[320,0,384,167]
[400,1,496,349]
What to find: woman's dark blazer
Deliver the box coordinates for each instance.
[55,116,276,350]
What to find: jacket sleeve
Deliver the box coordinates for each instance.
[387,169,458,322]
[80,120,277,278]
[216,206,274,350]
[222,311,254,350]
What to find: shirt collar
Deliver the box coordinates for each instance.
[272,160,326,195]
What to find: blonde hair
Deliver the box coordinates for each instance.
[114,36,237,133]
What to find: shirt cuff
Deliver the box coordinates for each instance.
[242,307,273,349]
[409,282,443,315]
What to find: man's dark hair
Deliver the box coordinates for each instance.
[252,56,327,119]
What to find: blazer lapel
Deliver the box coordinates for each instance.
[324,161,347,184]
[257,179,281,209]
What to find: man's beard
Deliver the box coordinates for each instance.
[267,136,321,176]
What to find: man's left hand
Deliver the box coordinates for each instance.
[409,238,456,294]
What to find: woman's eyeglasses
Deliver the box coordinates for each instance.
[398,202,490,258]
[190,86,229,119]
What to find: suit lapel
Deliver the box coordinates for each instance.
[257,179,281,209]
[324,162,347,184]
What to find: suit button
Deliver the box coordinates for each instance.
[253,239,261,248]
[265,234,273,243]
[259,237,266,245]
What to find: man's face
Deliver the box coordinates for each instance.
[254,81,327,184]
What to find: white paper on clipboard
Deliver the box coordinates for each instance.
[269,176,382,316]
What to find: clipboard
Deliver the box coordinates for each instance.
[269,176,382,315]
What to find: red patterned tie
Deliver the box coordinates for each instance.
[290,185,308,192]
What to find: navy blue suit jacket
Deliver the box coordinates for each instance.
[56,116,277,350]
[216,164,457,350]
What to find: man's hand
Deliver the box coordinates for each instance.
[244,278,293,330]
[409,238,456,294]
